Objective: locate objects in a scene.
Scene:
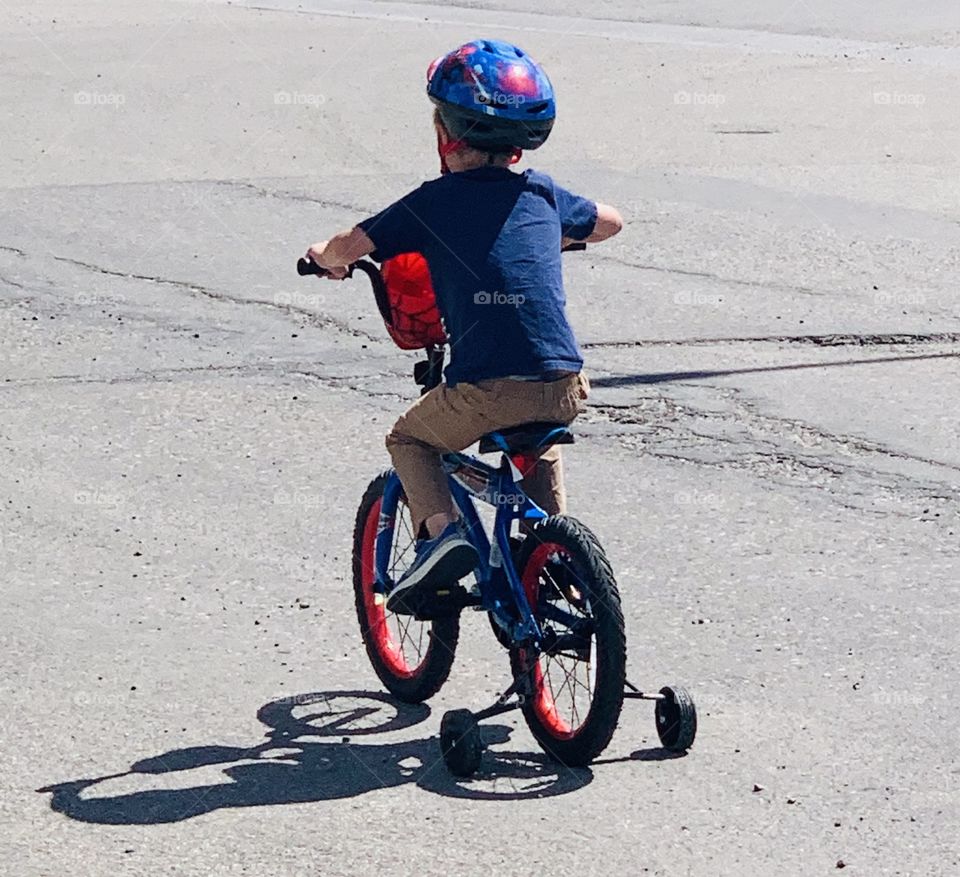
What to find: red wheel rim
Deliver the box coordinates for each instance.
[521,541,594,740]
[360,497,428,679]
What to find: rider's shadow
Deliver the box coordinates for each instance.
[38,691,592,824]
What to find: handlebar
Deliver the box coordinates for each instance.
[297,256,383,286]
[297,241,585,278]
[296,257,335,277]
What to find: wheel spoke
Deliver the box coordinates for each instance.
[544,658,564,723]
[569,656,578,727]
[416,617,426,660]
[545,654,575,714]
[396,614,413,657]
[531,553,601,734]
[381,500,430,671]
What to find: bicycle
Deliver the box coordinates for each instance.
[297,252,697,777]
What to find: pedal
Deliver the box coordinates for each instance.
[387,584,477,620]
[540,622,593,660]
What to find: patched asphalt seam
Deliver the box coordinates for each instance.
[583,332,960,349]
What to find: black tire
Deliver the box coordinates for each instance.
[655,685,697,751]
[440,710,483,777]
[510,515,626,766]
[352,471,459,703]
[440,709,483,777]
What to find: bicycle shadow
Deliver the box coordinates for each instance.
[37,690,593,824]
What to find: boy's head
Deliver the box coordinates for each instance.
[426,40,555,171]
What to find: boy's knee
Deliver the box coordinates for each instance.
[385,415,412,449]
[386,411,423,448]
[385,430,410,463]
[385,429,437,455]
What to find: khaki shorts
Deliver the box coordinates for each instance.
[386,372,589,531]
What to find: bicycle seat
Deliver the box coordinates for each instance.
[477,422,575,455]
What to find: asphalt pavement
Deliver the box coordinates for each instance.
[2,1,958,875]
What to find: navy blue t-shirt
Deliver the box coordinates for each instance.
[357,167,597,386]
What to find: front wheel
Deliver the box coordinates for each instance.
[352,470,459,703]
[510,515,626,766]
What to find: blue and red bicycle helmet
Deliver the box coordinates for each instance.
[426,39,556,152]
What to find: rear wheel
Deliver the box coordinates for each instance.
[510,515,626,766]
[352,471,458,703]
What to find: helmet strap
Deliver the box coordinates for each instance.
[437,133,466,175]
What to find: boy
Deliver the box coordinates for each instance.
[305,39,623,608]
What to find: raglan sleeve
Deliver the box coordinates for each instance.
[356,183,433,261]
[554,181,598,241]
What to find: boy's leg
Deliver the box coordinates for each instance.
[385,383,491,535]
[522,372,588,517]
[384,383,497,602]
[522,445,566,516]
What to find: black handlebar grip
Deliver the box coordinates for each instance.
[297,257,328,277]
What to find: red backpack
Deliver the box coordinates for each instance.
[375,253,447,350]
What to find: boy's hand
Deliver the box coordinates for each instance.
[306,228,377,280]
[305,242,348,279]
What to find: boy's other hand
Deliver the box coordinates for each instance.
[306,228,376,279]
[306,242,349,279]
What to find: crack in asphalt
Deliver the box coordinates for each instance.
[615,436,958,520]
[216,180,374,214]
[1,363,410,392]
[1,363,286,388]
[595,392,960,474]
[0,273,27,290]
[583,332,960,349]
[587,390,960,519]
[0,244,382,343]
[586,251,822,296]
[292,369,411,403]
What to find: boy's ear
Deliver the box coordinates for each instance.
[434,118,451,146]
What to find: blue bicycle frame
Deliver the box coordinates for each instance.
[372,450,548,645]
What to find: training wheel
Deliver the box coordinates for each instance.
[440,708,483,777]
[655,686,697,751]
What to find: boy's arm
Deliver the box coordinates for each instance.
[555,176,623,247]
[561,202,623,249]
[306,227,376,279]
[306,183,430,278]
[585,203,623,243]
